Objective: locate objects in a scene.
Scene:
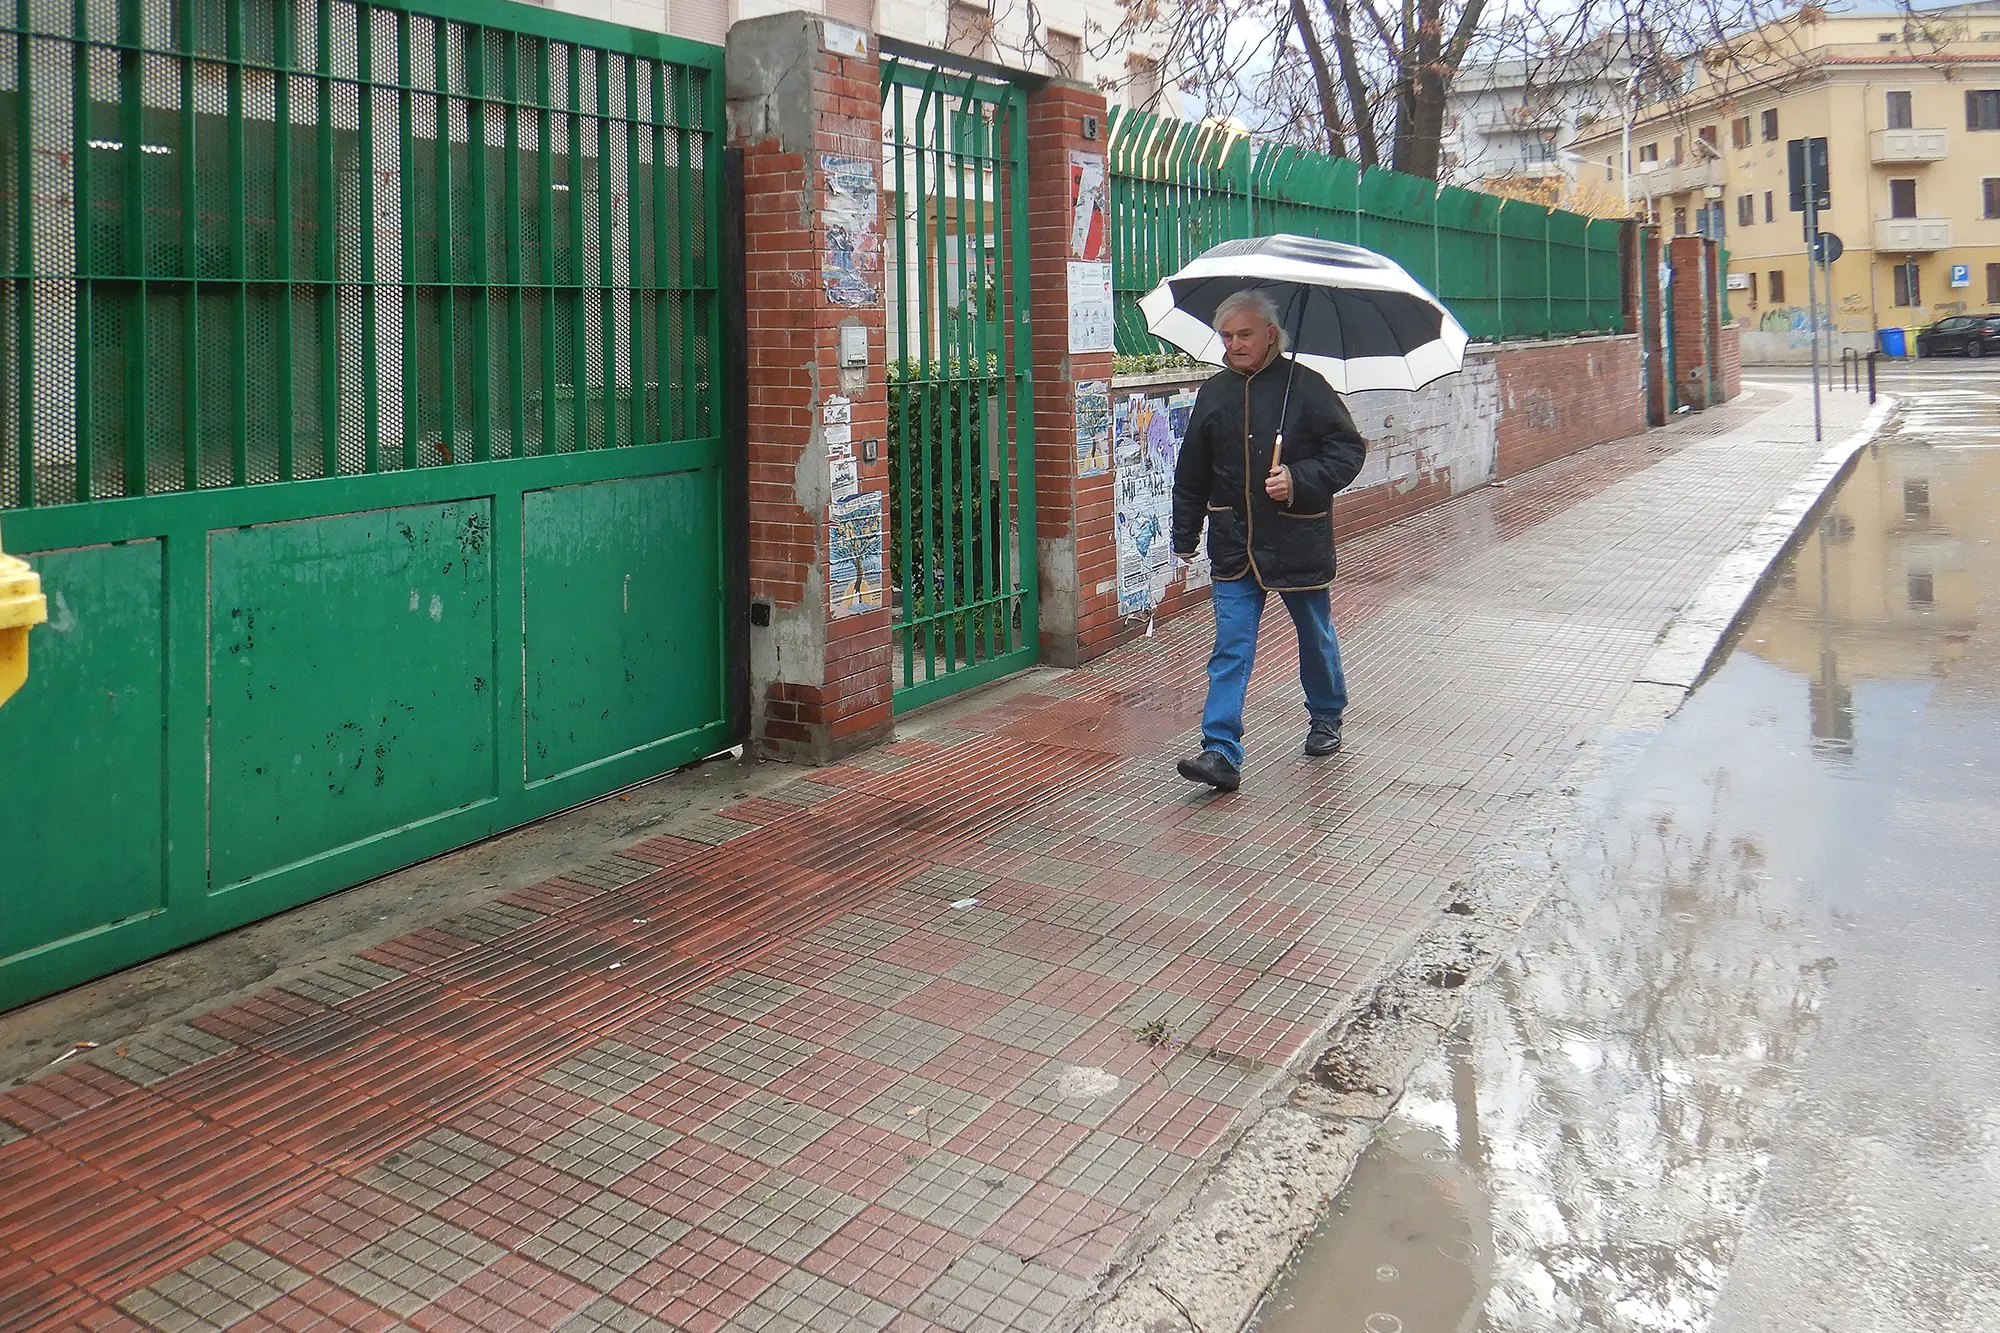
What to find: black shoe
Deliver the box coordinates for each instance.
[1303,717,1343,756]
[1176,750,1241,792]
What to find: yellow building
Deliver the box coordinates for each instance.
[1570,2,2000,362]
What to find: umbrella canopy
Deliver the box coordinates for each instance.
[1138,234,1469,394]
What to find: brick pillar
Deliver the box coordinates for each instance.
[1024,82,1119,669]
[727,13,892,763]
[1640,227,1668,425]
[1704,236,1724,405]
[1670,235,1710,410]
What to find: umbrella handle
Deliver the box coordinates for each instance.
[1272,295,1308,471]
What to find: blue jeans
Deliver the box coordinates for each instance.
[1200,577,1346,769]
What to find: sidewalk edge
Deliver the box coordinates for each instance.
[1635,392,1899,694]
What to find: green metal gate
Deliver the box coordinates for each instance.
[880,49,1034,712]
[0,0,731,1009]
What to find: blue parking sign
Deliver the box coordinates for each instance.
[1951,263,1971,287]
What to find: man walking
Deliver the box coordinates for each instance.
[1172,290,1367,792]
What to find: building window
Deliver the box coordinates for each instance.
[947,2,995,59]
[1737,194,1755,226]
[1969,89,2000,130]
[1605,156,1615,182]
[1674,207,1688,234]
[1761,108,1779,141]
[1126,53,1163,111]
[1046,28,1081,79]
[1764,190,1775,222]
[1890,178,1918,217]
[1904,479,1931,519]
[1907,572,1934,606]
[1731,116,1752,148]
[1887,90,1913,129]
[1673,134,1685,162]
[1769,269,1786,303]
[1988,262,2000,303]
[1894,261,1921,306]
[1639,143,1659,165]
[1746,272,1759,307]
[1698,125,1718,154]
[1986,179,2000,217]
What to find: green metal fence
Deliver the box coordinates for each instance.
[880,54,1035,712]
[0,0,729,1010]
[1107,108,1626,352]
[2,0,715,506]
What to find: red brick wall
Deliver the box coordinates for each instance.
[1493,336,1647,478]
[1718,322,1742,402]
[1067,334,1649,661]
[1023,85,1120,669]
[730,16,892,761]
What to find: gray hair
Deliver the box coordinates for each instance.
[1212,289,1290,351]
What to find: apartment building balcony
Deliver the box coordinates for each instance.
[1636,157,1726,199]
[1472,106,1563,135]
[1874,216,1951,251]
[1870,127,1949,163]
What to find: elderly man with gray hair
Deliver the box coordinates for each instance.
[1171,288,1367,792]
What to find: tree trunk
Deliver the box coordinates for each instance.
[1390,0,1488,179]
[1321,0,1381,167]
[1289,0,1350,158]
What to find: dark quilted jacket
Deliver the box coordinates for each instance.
[1170,358,1367,590]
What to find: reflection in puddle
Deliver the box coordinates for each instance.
[1253,412,2000,1332]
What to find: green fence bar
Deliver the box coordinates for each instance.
[880,54,1037,711]
[1106,107,1627,353]
[0,0,721,512]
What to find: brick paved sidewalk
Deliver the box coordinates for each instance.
[0,381,1870,1333]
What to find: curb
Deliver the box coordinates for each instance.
[1637,390,1899,695]
[1079,387,1903,1333]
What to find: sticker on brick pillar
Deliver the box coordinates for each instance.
[829,490,885,617]
[1075,379,1112,477]
[821,156,880,307]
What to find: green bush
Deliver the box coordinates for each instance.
[1111,351,1201,377]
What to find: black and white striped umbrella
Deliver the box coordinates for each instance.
[1138,234,1469,394]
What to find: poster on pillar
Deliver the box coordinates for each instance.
[829,490,885,617]
[1069,151,1108,261]
[821,155,881,307]
[1068,261,1114,353]
[1113,388,1198,614]
[1075,379,1112,476]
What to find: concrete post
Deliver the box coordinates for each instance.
[727,13,893,762]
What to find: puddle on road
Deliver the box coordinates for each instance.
[1252,411,2000,1333]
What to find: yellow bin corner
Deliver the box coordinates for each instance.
[0,547,46,708]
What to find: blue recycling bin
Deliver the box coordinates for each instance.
[1878,327,1908,358]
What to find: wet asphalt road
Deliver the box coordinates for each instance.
[1251,368,2000,1332]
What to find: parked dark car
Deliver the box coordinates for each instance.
[1915,314,2000,358]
